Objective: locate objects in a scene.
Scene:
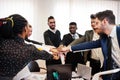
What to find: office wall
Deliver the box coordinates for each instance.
[0,0,119,43]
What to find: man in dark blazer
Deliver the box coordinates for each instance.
[69,14,104,75]
[60,10,120,80]
[61,22,84,71]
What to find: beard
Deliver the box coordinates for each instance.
[50,26,55,30]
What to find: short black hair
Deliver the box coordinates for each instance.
[96,10,115,24]
[48,16,54,22]
[90,14,96,19]
[69,22,77,26]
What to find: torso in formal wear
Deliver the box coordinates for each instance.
[62,33,84,71]
[71,26,120,80]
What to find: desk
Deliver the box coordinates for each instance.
[24,72,85,80]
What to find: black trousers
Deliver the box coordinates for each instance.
[65,52,85,71]
[90,58,101,75]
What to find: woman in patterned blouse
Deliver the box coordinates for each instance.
[0,14,59,80]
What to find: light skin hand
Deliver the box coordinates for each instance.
[50,48,60,60]
[50,46,71,60]
[57,45,64,52]
[52,54,60,60]
[50,48,59,54]
[57,46,71,54]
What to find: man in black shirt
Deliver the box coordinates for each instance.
[44,16,61,65]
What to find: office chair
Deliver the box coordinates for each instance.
[28,61,40,72]
[92,68,120,80]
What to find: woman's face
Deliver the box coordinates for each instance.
[28,26,32,37]
[25,23,30,39]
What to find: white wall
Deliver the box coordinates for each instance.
[0,0,120,43]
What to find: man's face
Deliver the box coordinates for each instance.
[48,19,56,30]
[69,25,77,34]
[28,26,32,37]
[94,18,105,34]
[91,19,96,30]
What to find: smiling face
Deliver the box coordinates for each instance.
[48,18,56,30]
[91,18,96,31]
[94,10,116,35]
[94,18,105,34]
[69,25,77,34]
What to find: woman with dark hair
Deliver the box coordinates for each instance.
[0,14,59,80]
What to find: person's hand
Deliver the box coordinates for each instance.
[50,48,60,60]
[50,48,59,54]
[57,46,71,53]
[57,45,64,52]
[57,44,64,50]
[52,54,60,60]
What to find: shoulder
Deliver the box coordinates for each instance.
[44,29,50,34]
[56,29,61,33]
[85,30,93,33]
[44,29,49,33]
[76,33,82,37]
[84,30,93,35]
[63,33,71,37]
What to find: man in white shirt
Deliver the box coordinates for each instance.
[59,10,120,80]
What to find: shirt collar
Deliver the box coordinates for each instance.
[110,26,116,38]
[49,28,57,33]
[70,33,77,36]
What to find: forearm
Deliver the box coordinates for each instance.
[71,40,101,51]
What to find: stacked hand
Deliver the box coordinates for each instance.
[49,45,71,60]
[49,47,60,60]
[57,45,71,53]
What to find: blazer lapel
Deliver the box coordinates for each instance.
[100,34,108,70]
[89,31,94,41]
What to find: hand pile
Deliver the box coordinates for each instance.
[49,45,71,60]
